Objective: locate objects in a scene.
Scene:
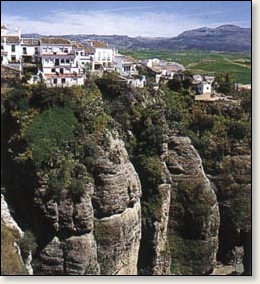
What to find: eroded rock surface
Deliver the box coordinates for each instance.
[34,131,142,275]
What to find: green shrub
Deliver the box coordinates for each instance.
[19,230,37,254]
[227,121,248,140]
[25,107,78,166]
[170,235,214,275]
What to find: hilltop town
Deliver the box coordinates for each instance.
[1,21,251,276]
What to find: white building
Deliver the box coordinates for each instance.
[197,81,212,94]
[88,40,114,69]
[127,76,146,88]
[41,53,84,87]
[1,25,22,64]
[72,41,95,72]
[40,37,73,55]
[21,38,40,63]
[40,37,84,87]
[144,58,185,83]
[113,54,138,76]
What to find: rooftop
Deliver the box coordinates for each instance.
[89,40,109,48]
[40,37,71,45]
[1,36,20,43]
[21,38,40,46]
[71,41,95,54]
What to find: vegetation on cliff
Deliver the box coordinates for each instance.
[1,71,251,275]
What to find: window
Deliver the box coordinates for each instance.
[81,52,84,56]
[23,47,27,55]
[11,55,16,62]
[51,68,55,73]
[1,45,3,50]
[53,78,57,84]
[61,59,65,64]
[66,59,70,63]
[60,68,64,74]
[11,45,15,52]
[124,65,131,72]
[61,78,66,84]
[64,48,68,53]
[35,47,39,55]
[76,52,78,55]
[1,56,3,63]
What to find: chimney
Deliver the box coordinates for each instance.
[18,27,21,39]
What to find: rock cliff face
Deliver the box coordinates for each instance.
[209,155,251,274]
[1,194,33,275]
[33,131,142,275]
[163,137,220,274]
[138,136,220,275]
[149,182,172,275]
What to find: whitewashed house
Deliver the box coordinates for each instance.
[1,25,22,64]
[113,54,138,76]
[40,37,73,55]
[21,38,40,63]
[144,58,185,83]
[197,81,212,94]
[127,76,146,88]
[40,37,84,87]
[72,41,95,73]
[88,40,114,69]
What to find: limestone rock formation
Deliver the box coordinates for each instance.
[164,136,220,275]
[150,183,172,275]
[1,194,33,275]
[94,202,141,275]
[1,194,24,238]
[92,131,142,217]
[33,131,142,275]
[210,155,251,274]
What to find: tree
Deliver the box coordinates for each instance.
[167,77,182,92]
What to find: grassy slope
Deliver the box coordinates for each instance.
[119,50,251,84]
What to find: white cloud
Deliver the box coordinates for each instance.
[2,9,206,37]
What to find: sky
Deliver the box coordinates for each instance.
[1,1,251,37]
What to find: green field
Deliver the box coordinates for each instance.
[119,50,251,84]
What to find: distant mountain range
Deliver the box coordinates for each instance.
[22,25,251,52]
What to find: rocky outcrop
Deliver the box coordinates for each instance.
[92,131,142,275]
[33,131,142,275]
[95,201,141,275]
[209,155,251,274]
[163,137,220,275]
[1,194,33,275]
[150,182,172,275]
[92,131,141,217]
[1,194,24,238]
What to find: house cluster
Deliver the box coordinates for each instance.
[143,58,185,88]
[1,25,146,88]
